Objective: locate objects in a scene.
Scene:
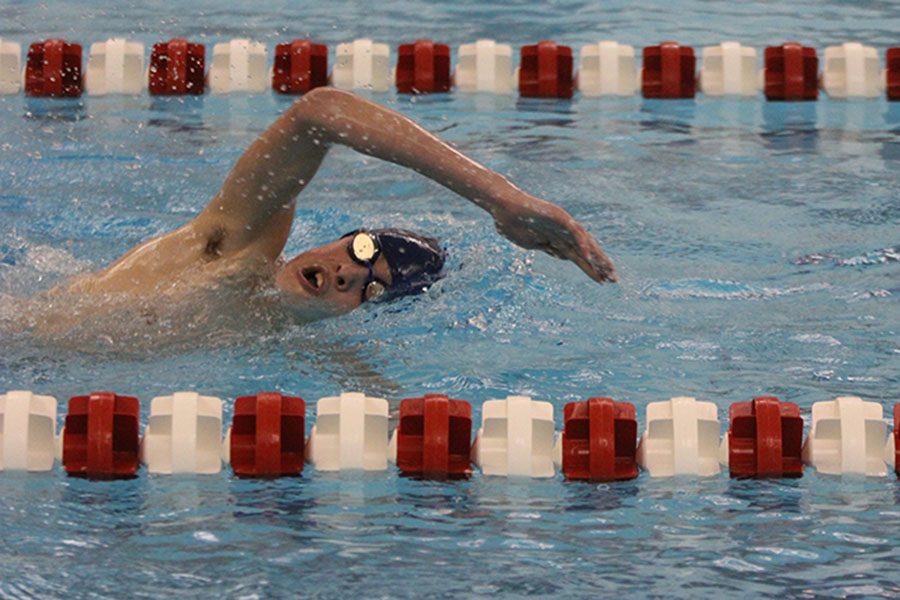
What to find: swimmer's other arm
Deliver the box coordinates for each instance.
[197,88,617,283]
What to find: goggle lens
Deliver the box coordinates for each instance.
[364,280,386,301]
[347,231,387,303]
[352,233,378,263]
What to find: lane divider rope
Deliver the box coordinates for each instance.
[0,37,898,100]
[0,389,896,481]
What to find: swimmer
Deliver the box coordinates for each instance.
[19,88,616,335]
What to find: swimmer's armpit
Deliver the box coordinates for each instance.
[203,226,227,259]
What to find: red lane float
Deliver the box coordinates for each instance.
[726,397,803,478]
[272,39,328,95]
[395,39,451,94]
[560,397,638,481]
[887,48,900,101]
[519,40,574,99]
[764,43,818,101]
[62,392,140,479]
[148,39,205,95]
[894,405,899,476]
[25,39,83,97]
[641,41,696,98]
[229,392,305,477]
[394,394,471,478]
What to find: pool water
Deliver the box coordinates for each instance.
[1,1,899,597]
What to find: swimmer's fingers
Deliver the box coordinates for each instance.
[493,201,617,283]
[545,220,618,284]
[568,230,618,284]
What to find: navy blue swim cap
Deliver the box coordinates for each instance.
[341,228,445,300]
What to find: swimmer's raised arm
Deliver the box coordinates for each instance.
[198,87,616,283]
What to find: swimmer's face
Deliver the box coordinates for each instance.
[274,237,393,319]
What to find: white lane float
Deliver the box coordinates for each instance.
[140,392,224,474]
[0,38,21,95]
[331,38,392,92]
[821,42,882,99]
[305,392,390,471]
[802,396,888,476]
[455,39,515,94]
[85,37,145,95]
[0,390,57,472]
[208,38,268,93]
[637,396,721,477]
[577,41,639,96]
[471,395,556,477]
[699,42,758,97]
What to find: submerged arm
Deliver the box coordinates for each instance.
[198,87,616,282]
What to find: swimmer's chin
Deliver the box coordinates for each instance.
[273,288,354,322]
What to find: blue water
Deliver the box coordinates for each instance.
[1,1,899,597]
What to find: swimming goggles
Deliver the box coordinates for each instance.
[347,231,388,303]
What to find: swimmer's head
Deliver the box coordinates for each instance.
[273,228,445,319]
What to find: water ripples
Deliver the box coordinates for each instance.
[1,1,899,596]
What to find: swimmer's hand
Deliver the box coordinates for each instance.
[491,191,617,283]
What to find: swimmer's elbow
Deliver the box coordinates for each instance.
[292,88,352,124]
[289,88,364,141]
[300,86,349,105]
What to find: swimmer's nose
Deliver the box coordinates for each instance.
[333,263,367,293]
[334,264,351,292]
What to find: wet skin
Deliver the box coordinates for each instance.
[29,88,615,337]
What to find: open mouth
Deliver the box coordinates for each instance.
[296,265,328,295]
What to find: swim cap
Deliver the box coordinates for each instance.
[342,228,445,300]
